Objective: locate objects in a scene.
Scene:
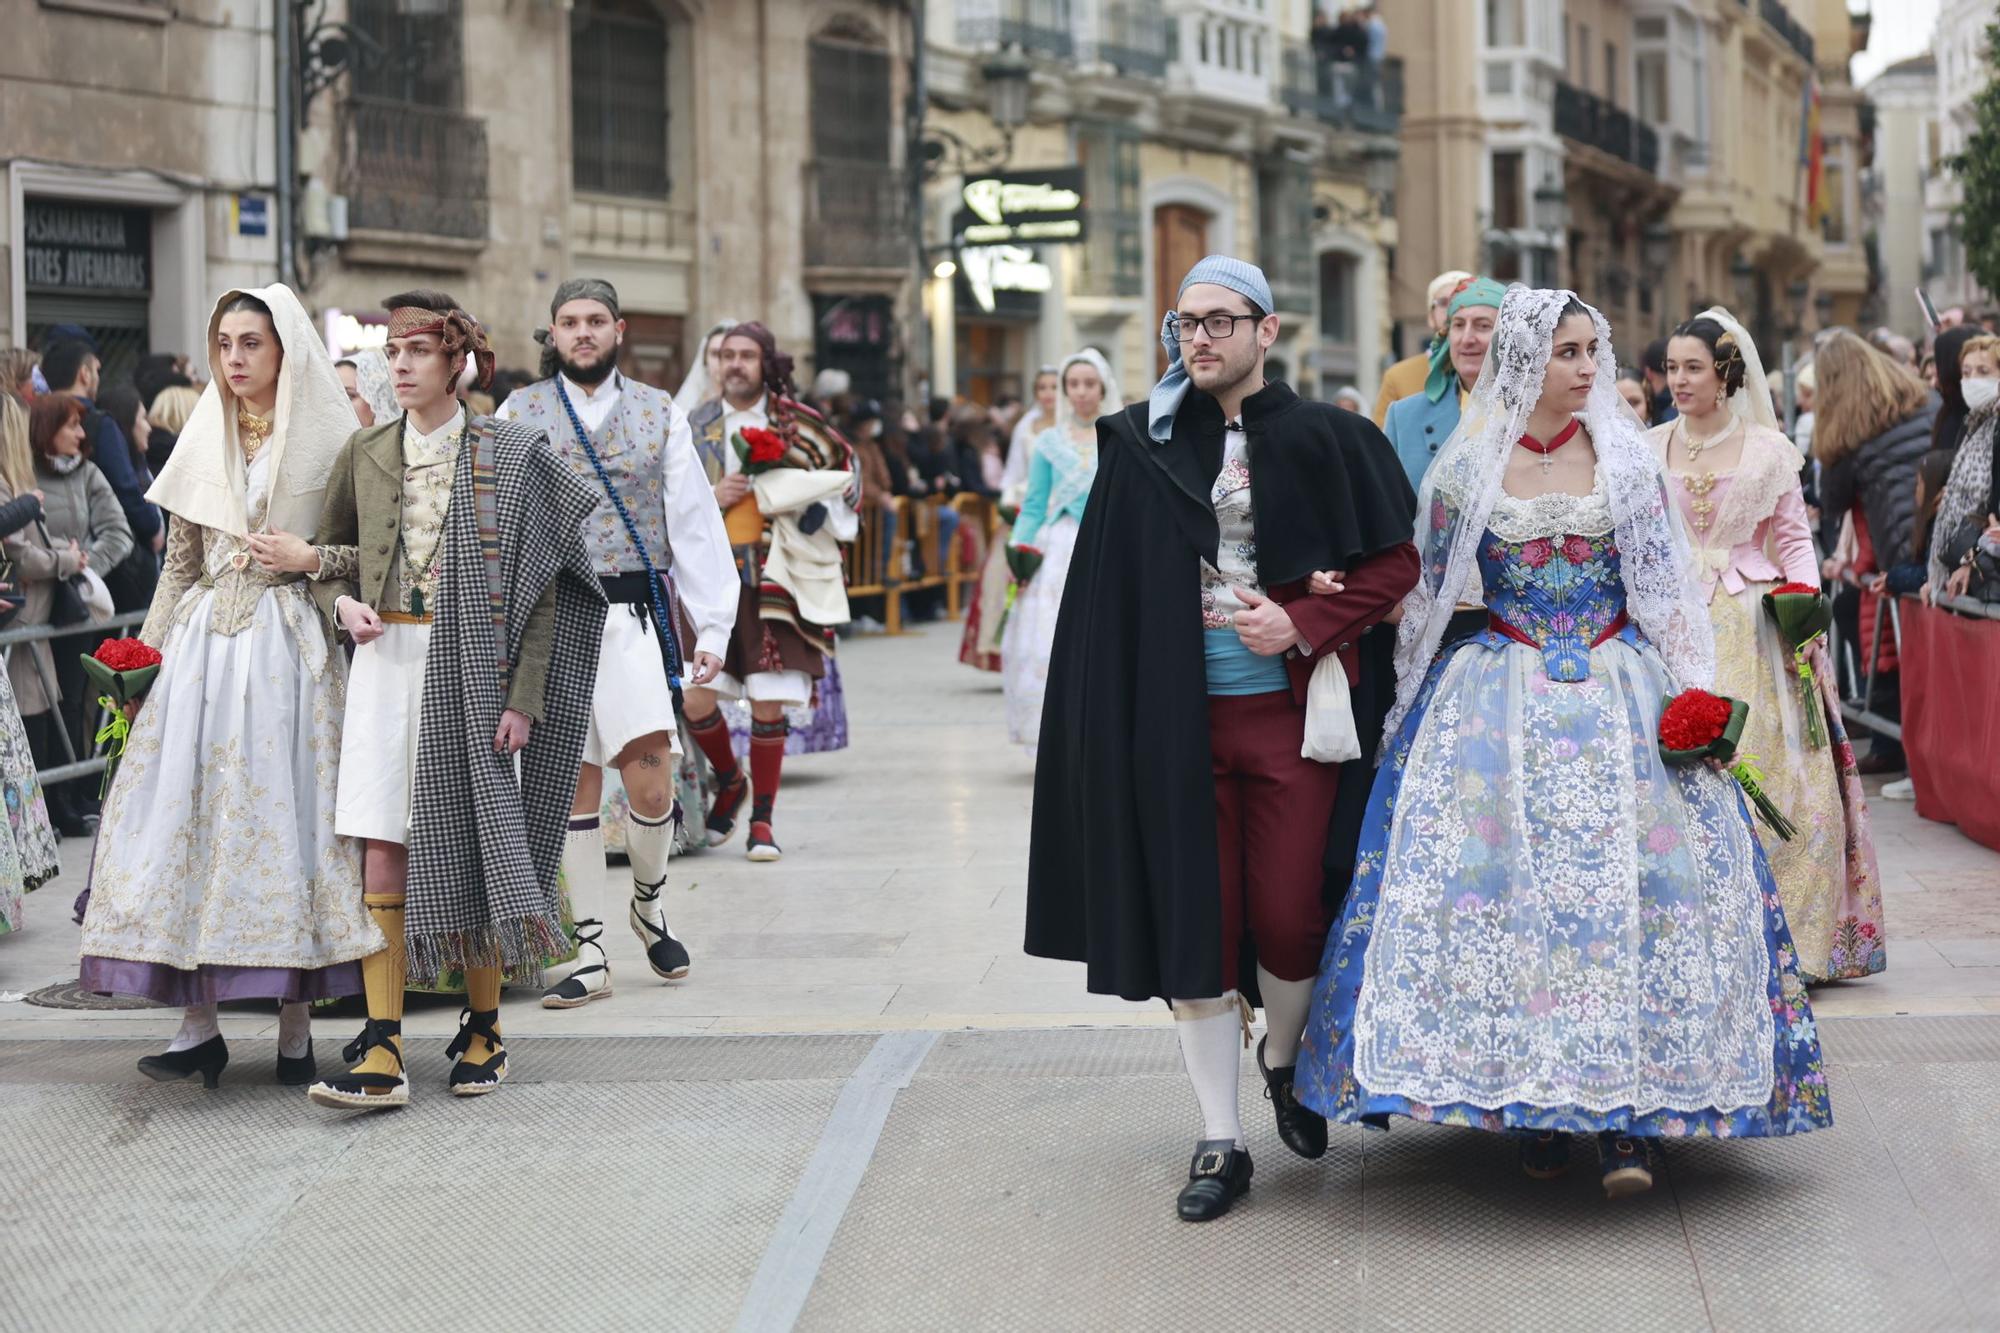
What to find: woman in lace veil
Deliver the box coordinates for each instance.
[1295,286,1831,1199]
[673,319,738,417]
[1650,312,1885,984]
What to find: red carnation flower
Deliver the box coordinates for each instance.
[92,638,161,672]
[742,427,788,466]
[1770,582,1819,597]
[1658,688,1734,753]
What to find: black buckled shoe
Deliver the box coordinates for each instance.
[275,1039,317,1087]
[1175,1140,1253,1223]
[306,1019,407,1111]
[445,1007,507,1097]
[137,1034,229,1090]
[1257,1035,1327,1160]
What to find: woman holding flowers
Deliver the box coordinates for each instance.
[1651,310,1884,982]
[76,286,378,1089]
[1000,350,1120,757]
[1294,287,1830,1201]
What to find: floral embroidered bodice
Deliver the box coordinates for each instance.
[1200,433,1262,629]
[1476,481,1634,682]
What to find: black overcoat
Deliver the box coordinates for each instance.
[1023,381,1417,1002]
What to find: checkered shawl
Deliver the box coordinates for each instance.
[404,417,607,984]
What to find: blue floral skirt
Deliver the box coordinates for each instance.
[1295,636,1832,1139]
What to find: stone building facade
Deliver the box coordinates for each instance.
[923,0,1403,406]
[1,0,281,381]
[1389,0,1860,362]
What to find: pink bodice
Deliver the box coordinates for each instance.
[1652,420,1819,601]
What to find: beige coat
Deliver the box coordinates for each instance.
[3,458,134,715]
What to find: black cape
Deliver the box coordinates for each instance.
[1023,381,1417,1002]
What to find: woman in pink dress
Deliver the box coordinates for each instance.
[1652,308,1885,982]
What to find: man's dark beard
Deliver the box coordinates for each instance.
[559,349,617,387]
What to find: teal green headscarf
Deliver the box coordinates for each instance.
[1424,276,1508,403]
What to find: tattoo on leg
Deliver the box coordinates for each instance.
[638,752,663,768]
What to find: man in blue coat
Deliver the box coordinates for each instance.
[1381,276,1505,489]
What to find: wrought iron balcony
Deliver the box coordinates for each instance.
[1553,80,1659,176]
[957,0,1075,60]
[803,159,913,272]
[1759,0,1816,64]
[341,96,489,241]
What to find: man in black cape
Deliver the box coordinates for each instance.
[1025,256,1418,1221]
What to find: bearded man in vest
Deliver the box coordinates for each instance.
[497,279,739,1006]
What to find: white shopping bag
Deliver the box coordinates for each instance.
[1301,652,1360,763]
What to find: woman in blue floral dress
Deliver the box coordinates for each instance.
[1295,288,1831,1199]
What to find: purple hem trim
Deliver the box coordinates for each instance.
[77,956,366,1006]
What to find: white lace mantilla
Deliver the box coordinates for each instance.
[1484,476,1617,543]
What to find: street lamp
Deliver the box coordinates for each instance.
[981,47,1033,133]
[922,47,1033,180]
[1532,177,1570,236]
[1730,254,1757,316]
[1641,223,1672,276]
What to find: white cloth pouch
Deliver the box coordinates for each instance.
[1301,652,1360,764]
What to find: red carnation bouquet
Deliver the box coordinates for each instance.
[1658,688,1796,840]
[81,637,162,796]
[731,426,790,475]
[1762,580,1831,748]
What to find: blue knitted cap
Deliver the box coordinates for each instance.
[1149,255,1277,442]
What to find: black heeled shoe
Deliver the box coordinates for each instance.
[1175,1140,1253,1223]
[1257,1035,1327,1160]
[137,1034,229,1090]
[445,1007,507,1096]
[275,1039,317,1086]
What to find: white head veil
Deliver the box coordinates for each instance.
[1039,349,1123,520]
[1056,348,1124,429]
[146,284,351,540]
[674,318,739,416]
[1691,306,1778,431]
[340,346,398,425]
[1386,285,1715,741]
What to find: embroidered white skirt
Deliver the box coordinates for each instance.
[335,621,430,845]
[585,608,683,767]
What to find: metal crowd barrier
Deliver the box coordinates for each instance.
[0,610,147,785]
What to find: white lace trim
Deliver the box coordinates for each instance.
[1484,474,1617,541]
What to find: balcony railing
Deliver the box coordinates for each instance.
[1759,0,1816,64]
[1279,45,1403,135]
[1554,81,1659,176]
[1098,1,1169,78]
[803,159,912,272]
[342,96,489,241]
[956,0,1075,60]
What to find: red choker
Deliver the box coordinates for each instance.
[1518,418,1581,455]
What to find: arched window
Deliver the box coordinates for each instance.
[572,0,670,197]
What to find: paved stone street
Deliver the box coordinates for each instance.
[5,625,2000,1331]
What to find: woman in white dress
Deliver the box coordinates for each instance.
[1002,351,1121,756]
[77,286,379,1089]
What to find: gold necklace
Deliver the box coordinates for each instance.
[1679,414,1733,465]
[237,406,274,462]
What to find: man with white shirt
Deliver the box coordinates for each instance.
[499,279,738,1005]
[685,322,858,862]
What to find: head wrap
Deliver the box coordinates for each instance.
[340,346,398,424]
[673,318,739,415]
[1149,254,1276,442]
[1427,271,1475,308]
[728,321,797,401]
[549,277,620,321]
[1424,276,1508,403]
[388,302,495,391]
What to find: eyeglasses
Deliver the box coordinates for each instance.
[1169,313,1261,342]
